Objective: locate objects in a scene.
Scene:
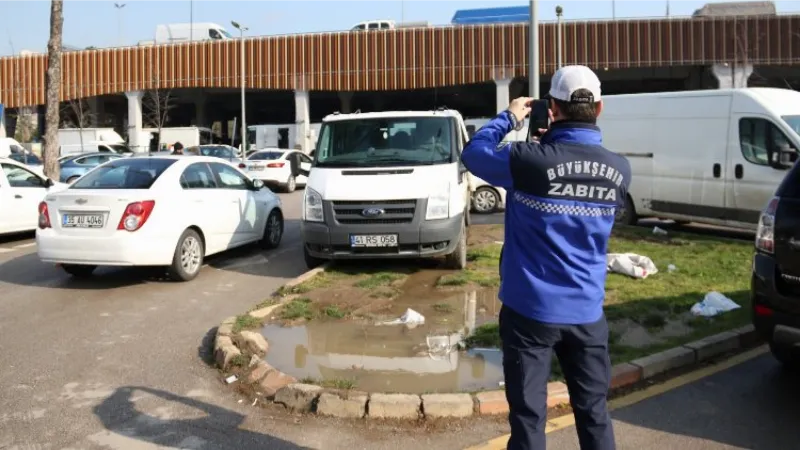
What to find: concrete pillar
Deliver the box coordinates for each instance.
[711,63,753,89]
[338,91,353,114]
[294,90,311,153]
[193,97,206,127]
[0,104,6,138]
[125,91,144,152]
[86,97,102,127]
[495,78,511,114]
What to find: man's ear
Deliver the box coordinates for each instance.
[595,100,604,118]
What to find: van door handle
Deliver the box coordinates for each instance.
[713,163,721,178]
[14,194,23,199]
[735,164,743,179]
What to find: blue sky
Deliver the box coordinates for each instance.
[2,0,799,56]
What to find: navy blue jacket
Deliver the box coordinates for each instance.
[462,110,632,324]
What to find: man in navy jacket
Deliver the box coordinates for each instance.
[462,65,631,450]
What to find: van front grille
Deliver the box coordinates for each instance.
[331,199,417,224]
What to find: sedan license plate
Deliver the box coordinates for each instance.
[350,234,398,248]
[62,214,104,229]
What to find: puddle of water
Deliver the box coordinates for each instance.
[261,289,505,394]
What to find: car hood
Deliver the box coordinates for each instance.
[308,165,454,200]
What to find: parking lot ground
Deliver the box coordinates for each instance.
[0,192,507,450]
[467,345,800,450]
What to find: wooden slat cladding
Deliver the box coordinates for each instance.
[2,15,800,108]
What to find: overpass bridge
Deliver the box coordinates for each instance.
[2,14,800,109]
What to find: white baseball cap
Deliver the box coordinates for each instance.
[548,65,602,104]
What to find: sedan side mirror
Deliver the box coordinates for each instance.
[252,178,265,190]
[44,178,54,188]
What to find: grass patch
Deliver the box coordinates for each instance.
[437,268,500,288]
[298,376,357,390]
[355,272,406,289]
[276,269,353,296]
[250,297,280,312]
[280,298,314,320]
[229,354,250,368]
[323,305,346,319]
[432,303,455,313]
[461,225,754,368]
[232,314,262,333]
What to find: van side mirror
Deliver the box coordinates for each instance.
[289,154,310,177]
[770,147,796,170]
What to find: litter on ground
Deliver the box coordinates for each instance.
[379,308,425,326]
[607,253,659,279]
[690,291,741,317]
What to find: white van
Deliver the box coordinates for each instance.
[599,88,800,230]
[59,142,130,157]
[295,110,473,269]
[154,23,232,44]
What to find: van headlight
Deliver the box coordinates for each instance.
[425,185,450,221]
[303,188,324,222]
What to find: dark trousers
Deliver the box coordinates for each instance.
[500,305,616,450]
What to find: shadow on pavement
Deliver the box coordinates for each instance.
[93,386,309,449]
[198,326,218,368]
[610,353,800,449]
[0,231,34,245]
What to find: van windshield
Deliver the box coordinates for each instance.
[783,115,800,137]
[315,117,454,168]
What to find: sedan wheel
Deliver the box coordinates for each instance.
[473,187,500,214]
[261,209,284,249]
[168,229,204,282]
[283,175,296,193]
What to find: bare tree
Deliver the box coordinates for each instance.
[43,0,64,180]
[142,68,175,152]
[60,82,96,152]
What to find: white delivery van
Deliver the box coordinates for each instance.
[248,123,320,155]
[154,23,232,44]
[0,137,27,158]
[143,126,214,148]
[599,88,800,230]
[58,128,126,148]
[59,142,130,157]
[294,109,473,269]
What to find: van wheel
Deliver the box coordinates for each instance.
[770,341,800,371]
[304,246,326,269]
[282,175,296,193]
[445,222,467,270]
[62,264,96,278]
[260,209,284,249]
[168,229,204,282]
[615,195,638,226]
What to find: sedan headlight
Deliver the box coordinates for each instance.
[425,185,450,221]
[304,188,324,222]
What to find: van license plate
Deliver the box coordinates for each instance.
[350,234,398,247]
[63,214,104,228]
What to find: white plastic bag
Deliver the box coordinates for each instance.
[690,291,741,317]
[379,308,425,326]
[607,253,658,279]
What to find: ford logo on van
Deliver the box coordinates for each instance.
[361,208,384,217]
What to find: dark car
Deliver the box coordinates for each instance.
[752,148,800,369]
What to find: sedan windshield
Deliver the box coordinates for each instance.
[71,158,177,189]
[248,151,284,161]
[8,153,42,165]
[315,117,455,168]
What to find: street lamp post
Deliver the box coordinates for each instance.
[114,3,126,47]
[528,0,539,99]
[555,5,563,69]
[231,21,248,153]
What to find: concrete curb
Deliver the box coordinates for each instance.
[213,264,761,420]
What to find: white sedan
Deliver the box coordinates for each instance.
[469,173,506,214]
[239,149,312,193]
[36,156,285,281]
[0,157,68,236]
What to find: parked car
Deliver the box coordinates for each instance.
[185,145,242,164]
[4,152,44,176]
[0,158,67,236]
[240,149,311,193]
[36,156,284,281]
[59,152,125,184]
[752,152,800,370]
[470,174,506,214]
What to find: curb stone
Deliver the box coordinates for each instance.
[213,264,762,421]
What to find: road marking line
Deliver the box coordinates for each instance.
[464,345,769,450]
